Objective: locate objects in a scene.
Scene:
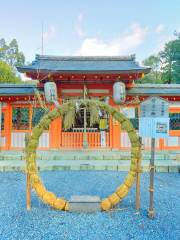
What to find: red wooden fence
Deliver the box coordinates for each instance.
[61,132,109,148]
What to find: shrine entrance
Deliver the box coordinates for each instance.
[61,98,110,148]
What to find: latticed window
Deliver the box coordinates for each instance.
[1,112,4,131]
[32,108,46,128]
[130,108,139,130]
[169,113,180,130]
[12,107,30,130]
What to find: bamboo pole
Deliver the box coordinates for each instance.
[25,132,31,210]
[136,137,142,210]
[148,137,155,218]
[26,173,31,210]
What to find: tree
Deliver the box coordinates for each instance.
[0,38,25,67]
[0,38,8,60]
[137,55,163,84]
[0,60,21,83]
[159,37,180,84]
[143,55,160,80]
[140,33,180,84]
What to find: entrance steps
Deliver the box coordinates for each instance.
[0,159,179,173]
[0,150,179,172]
[0,150,179,161]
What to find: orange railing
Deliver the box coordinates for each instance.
[61,132,110,148]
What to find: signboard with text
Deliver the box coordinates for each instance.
[139,97,169,138]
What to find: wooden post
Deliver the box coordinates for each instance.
[148,137,155,218]
[26,173,31,210]
[136,138,142,210]
[25,133,31,210]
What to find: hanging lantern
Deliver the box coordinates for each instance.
[44,82,58,103]
[113,82,126,104]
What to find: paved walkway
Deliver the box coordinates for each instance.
[0,172,180,239]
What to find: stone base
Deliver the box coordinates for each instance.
[69,195,101,212]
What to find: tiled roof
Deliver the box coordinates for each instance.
[0,84,36,96]
[17,54,151,73]
[0,83,179,96]
[127,84,180,96]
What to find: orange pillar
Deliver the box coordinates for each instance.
[109,116,113,148]
[49,99,62,149]
[50,117,61,149]
[112,115,121,149]
[110,99,120,150]
[159,138,164,151]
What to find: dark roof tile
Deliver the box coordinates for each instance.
[18,54,151,73]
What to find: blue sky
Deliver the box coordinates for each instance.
[0,0,180,63]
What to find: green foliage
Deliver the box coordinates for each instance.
[61,101,101,130]
[140,34,180,84]
[137,71,163,84]
[0,60,21,83]
[159,38,180,84]
[88,102,100,126]
[62,103,76,130]
[143,55,160,71]
[0,38,25,83]
[34,90,48,112]
[138,54,163,84]
[0,38,25,67]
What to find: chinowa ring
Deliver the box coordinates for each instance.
[25,99,141,211]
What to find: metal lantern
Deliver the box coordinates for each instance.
[44,82,58,103]
[113,82,126,104]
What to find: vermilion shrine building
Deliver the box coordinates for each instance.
[0,55,179,151]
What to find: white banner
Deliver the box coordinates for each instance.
[100,131,106,147]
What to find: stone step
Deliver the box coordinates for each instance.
[0,151,179,161]
[0,159,179,172]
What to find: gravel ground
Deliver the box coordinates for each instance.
[0,171,179,240]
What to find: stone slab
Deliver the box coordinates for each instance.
[155,166,169,172]
[69,195,101,212]
[168,166,180,173]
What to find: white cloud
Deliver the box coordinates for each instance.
[76,23,148,56]
[155,24,165,34]
[43,25,56,41]
[75,12,85,37]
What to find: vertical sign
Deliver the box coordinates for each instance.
[139,97,169,219]
[139,97,169,138]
